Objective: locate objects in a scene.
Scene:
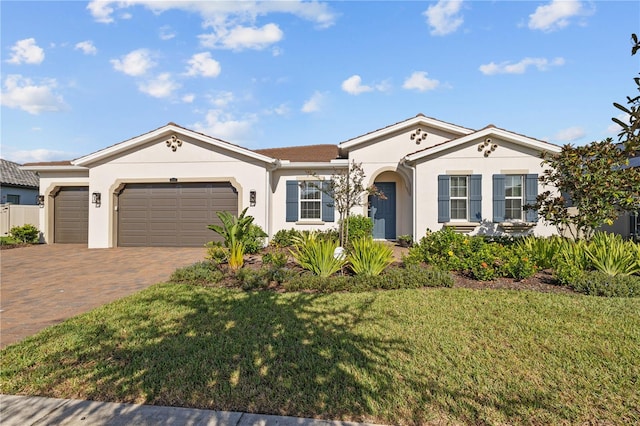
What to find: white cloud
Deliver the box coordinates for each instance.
[75,40,97,55]
[110,49,156,76]
[403,71,440,92]
[4,148,75,164]
[138,73,180,98]
[87,1,337,28]
[424,0,464,36]
[302,91,325,113]
[1,74,65,114]
[185,52,221,77]
[192,109,255,142]
[159,25,176,40]
[607,113,629,135]
[208,91,235,108]
[479,57,565,75]
[554,126,585,142]
[528,0,588,32]
[341,75,374,95]
[182,93,195,103]
[199,23,283,50]
[7,38,45,65]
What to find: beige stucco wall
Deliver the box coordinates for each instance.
[269,168,339,236]
[413,137,558,239]
[86,135,269,248]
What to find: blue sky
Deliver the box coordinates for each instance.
[1,0,639,163]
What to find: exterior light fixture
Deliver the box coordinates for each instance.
[92,192,101,207]
[169,177,178,183]
[250,190,256,207]
[37,195,45,207]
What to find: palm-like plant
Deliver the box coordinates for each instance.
[208,208,265,271]
[290,232,347,277]
[349,237,394,276]
[585,232,640,276]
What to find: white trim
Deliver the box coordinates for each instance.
[72,124,278,167]
[405,127,561,162]
[339,115,473,151]
[277,159,349,169]
[21,165,88,172]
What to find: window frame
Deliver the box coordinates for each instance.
[449,176,469,221]
[504,175,524,221]
[298,181,322,221]
[6,194,20,204]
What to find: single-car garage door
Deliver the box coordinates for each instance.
[118,182,238,247]
[54,186,89,244]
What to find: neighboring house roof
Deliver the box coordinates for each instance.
[628,155,640,168]
[0,158,39,188]
[254,144,341,162]
[338,113,474,152]
[72,122,277,167]
[404,125,561,162]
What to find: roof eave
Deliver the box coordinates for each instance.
[277,159,349,169]
[72,124,278,167]
[21,165,88,172]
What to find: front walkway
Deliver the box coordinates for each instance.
[0,244,205,349]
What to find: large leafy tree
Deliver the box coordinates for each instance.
[534,34,640,240]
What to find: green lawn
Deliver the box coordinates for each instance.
[1,284,639,425]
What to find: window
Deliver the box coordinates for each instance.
[286,180,334,223]
[450,176,468,220]
[6,194,20,204]
[299,181,322,220]
[493,174,538,223]
[504,175,523,220]
[438,175,481,223]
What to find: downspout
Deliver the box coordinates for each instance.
[400,157,417,240]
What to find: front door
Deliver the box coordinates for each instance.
[369,182,396,239]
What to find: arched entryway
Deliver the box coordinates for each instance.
[368,170,411,240]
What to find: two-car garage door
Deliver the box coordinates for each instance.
[117,182,238,247]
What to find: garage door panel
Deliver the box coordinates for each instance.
[54,187,89,244]
[118,182,238,247]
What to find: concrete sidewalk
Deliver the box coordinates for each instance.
[0,395,385,426]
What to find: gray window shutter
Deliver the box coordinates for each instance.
[286,180,298,222]
[321,180,334,222]
[493,174,505,222]
[469,174,482,223]
[525,174,539,222]
[438,175,450,223]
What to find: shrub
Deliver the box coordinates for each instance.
[170,261,224,284]
[0,236,19,245]
[290,232,347,277]
[243,224,268,254]
[204,241,228,267]
[271,228,301,247]
[585,232,640,277]
[501,246,538,281]
[262,251,288,268]
[397,234,413,247]
[555,239,591,286]
[208,208,266,270]
[570,271,640,297]
[348,237,394,276]
[515,236,563,270]
[408,228,473,271]
[283,265,453,293]
[344,214,373,242]
[9,224,40,244]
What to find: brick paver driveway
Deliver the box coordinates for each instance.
[0,244,205,349]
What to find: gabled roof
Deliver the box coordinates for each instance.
[254,144,341,162]
[1,159,39,188]
[339,113,474,151]
[73,122,277,167]
[404,125,561,162]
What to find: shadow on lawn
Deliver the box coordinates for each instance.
[4,288,415,423]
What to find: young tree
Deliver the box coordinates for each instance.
[535,138,640,240]
[310,160,384,247]
[612,33,640,155]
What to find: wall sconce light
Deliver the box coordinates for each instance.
[37,195,45,207]
[249,190,257,207]
[92,192,101,207]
